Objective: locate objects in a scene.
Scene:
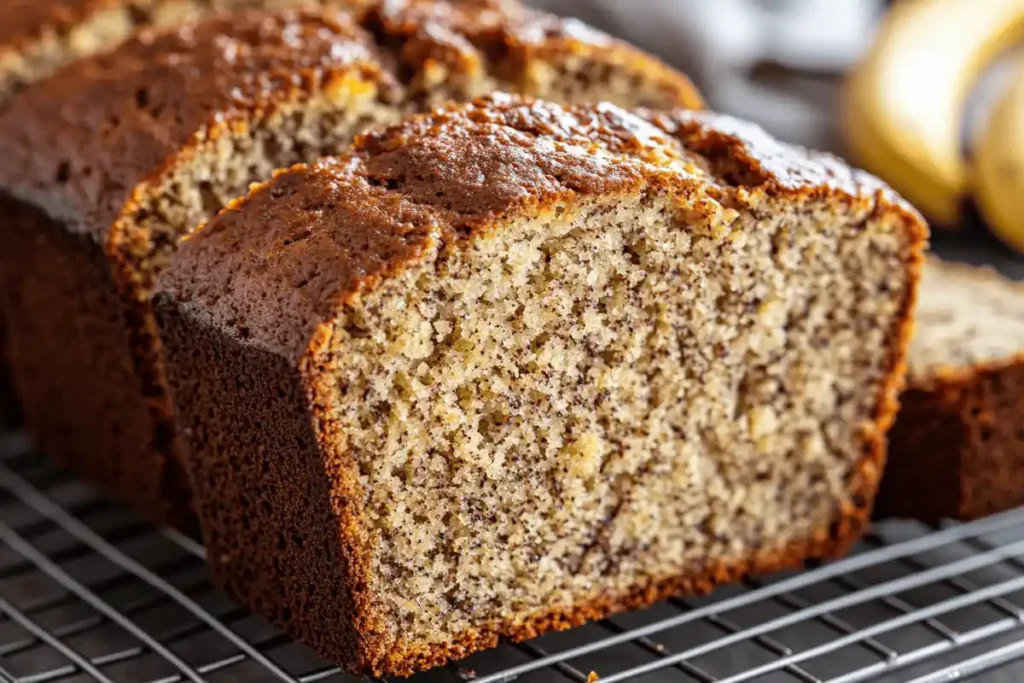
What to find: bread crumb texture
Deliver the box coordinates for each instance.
[158,95,925,676]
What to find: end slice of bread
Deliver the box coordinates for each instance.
[877,258,1024,522]
[155,95,926,677]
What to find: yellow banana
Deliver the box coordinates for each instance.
[845,0,1024,225]
[975,58,1024,252]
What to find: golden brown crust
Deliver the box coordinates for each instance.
[3,0,706,438]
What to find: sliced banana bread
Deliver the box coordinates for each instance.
[0,0,372,425]
[877,258,1024,522]
[0,0,701,530]
[155,95,926,677]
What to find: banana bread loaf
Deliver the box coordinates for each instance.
[155,95,926,677]
[0,0,701,531]
[877,258,1024,522]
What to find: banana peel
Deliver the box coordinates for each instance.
[975,58,1024,252]
[845,0,1024,225]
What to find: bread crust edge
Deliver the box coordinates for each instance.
[878,352,1024,523]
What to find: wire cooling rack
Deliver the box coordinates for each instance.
[5,426,1024,683]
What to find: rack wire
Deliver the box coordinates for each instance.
[4,425,1024,683]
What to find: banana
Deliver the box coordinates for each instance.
[975,58,1024,252]
[845,0,1024,225]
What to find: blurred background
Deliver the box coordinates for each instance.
[527,0,1024,274]
[531,0,887,152]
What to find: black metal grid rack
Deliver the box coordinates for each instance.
[5,427,1024,683]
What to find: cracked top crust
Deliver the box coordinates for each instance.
[0,0,702,242]
[158,94,926,360]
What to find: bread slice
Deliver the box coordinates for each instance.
[877,258,1024,521]
[154,95,926,677]
[0,1,701,531]
[0,0,373,427]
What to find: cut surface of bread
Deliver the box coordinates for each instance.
[0,0,701,530]
[155,95,926,676]
[877,258,1024,522]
